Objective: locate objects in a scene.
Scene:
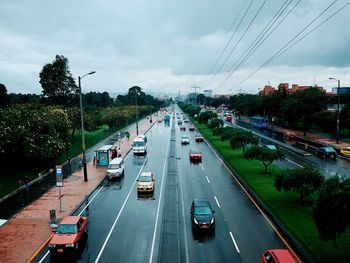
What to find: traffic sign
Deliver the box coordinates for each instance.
[56,165,63,187]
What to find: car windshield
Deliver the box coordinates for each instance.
[134,141,144,147]
[194,206,212,215]
[139,175,152,182]
[56,224,77,234]
[182,135,188,139]
[191,150,200,154]
[108,164,120,169]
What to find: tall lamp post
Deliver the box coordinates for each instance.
[329,77,341,144]
[135,93,139,135]
[79,71,96,182]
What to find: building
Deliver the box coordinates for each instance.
[260,83,326,96]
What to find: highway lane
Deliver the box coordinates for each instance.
[175,120,286,262]
[35,118,171,263]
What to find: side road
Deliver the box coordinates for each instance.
[0,116,160,263]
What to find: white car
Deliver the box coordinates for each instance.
[181,135,190,145]
[107,157,124,180]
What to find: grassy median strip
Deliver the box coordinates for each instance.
[194,121,350,263]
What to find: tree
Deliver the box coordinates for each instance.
[220,127,235,141]
[281,88,327,135]
[313,176,350,242]
[208,118,223,129]
[0,83,8,106]
[196,93,206,105]
[244,146,284,174]
[198,111,217,124]
[274,165,324,203]
[39,55,78,108]
[229,129,257,152]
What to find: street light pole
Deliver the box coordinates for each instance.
[135,93,139,135]
[79,71,96,182]
[329,77,341,144]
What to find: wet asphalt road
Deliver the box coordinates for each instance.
[34,111,289,263]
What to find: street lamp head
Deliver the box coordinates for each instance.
[89,71,96,75]
[329,77,335,80]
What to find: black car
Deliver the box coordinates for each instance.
[190,198,215,232]
[315,146,337,159]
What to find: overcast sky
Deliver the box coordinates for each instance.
[1,0,350,96]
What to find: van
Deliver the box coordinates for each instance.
[133,135,147,155]
[106,157,124,180]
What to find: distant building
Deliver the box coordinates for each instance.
[260,83,325,96]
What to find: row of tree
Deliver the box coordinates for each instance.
[182,106,350,243]
[0,55,168,168]
[185,88,350,137]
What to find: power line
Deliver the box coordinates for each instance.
[212,0,267,79]
[206,1,249,77]
[237,0,342,85]
[217,0,301,89]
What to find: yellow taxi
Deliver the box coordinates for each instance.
[340,147,350,157]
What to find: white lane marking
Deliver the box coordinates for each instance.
[200,164,205,171]
[229,231,240,253]
[285,158,304,168]
[149,138,171,263]
[38,251,49,263]
[214,196,221,208]
[206,176,210,184]
[95,157,148,263]
[39,182,108,262]
[178,163,190,263]
[78,183,106,216]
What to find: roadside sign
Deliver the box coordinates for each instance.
[56,165,63,187]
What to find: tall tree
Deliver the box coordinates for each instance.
[274,165,324,203]
[229,129,257,152]
[39,55,78,108]
[244,146,284,175]
[282,88,327,135]
[313,176,350,242]
[0,83,8,106]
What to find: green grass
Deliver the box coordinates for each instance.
[194,120,350,263]
[56,125,114,164]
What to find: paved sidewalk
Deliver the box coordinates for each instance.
[0,115,160,263]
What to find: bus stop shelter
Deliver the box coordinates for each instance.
[95,145,114,167]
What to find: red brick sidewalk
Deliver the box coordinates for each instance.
[0,115,161,263]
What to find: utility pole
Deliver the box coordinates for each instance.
[191,85,201,105]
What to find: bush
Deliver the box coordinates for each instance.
[221,127,235,141]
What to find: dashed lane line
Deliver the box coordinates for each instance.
[206,176,210,184]
[214,196,221,208]
[229,231,241,253]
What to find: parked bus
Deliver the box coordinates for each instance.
[251,116,269,129]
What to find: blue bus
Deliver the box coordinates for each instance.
[251,116,269,129]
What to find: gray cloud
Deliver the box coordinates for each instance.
[1,0,350,96]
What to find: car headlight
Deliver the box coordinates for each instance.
[193,218,198,224]
[48,244,56,248]
[66,244,75,248]
[211,217,215,224]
